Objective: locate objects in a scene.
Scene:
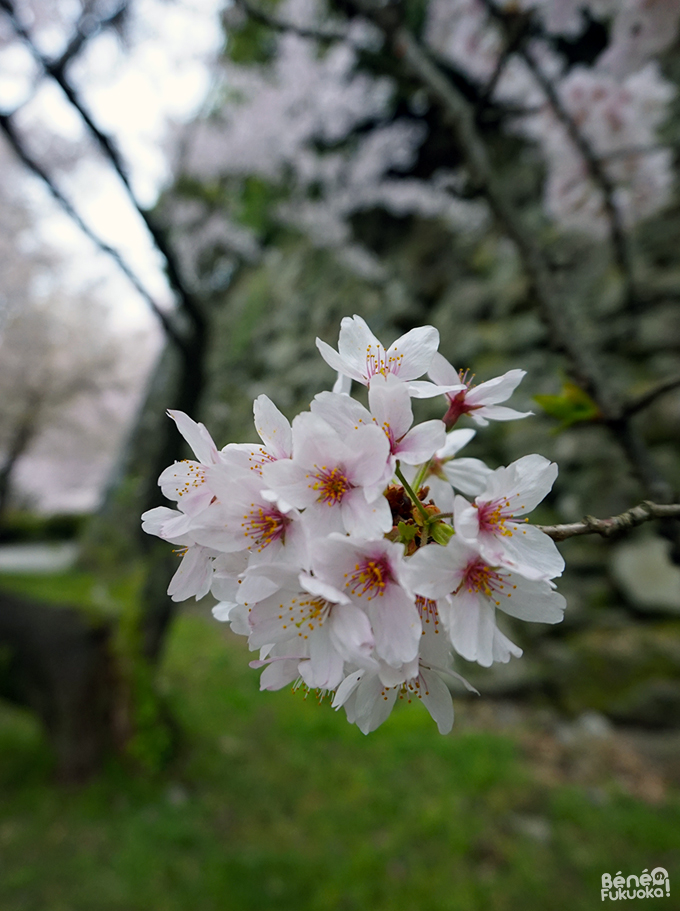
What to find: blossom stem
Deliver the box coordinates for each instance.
[411,459,432,495]
[395,462,430,525]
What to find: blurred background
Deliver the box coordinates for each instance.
[0,1,679,908]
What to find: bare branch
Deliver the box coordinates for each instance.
[476,11,527,110]
[0,0,205,333]
[233,0,346,42]
[538,502,680,542]
[339,3,676,520]
[480,0,636,310]
[0,112,185,350]
[50,1,129,78]
[624,375,680,418]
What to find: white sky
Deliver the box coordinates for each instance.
[0,0,227,511]
[1,0,225,334]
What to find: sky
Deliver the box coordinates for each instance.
[0,0,226,511]
[1,0,225,332]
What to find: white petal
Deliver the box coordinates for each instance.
[332,669,364,708]
[438,428,476,458]
[259,659,300,691]
[368,588,421,667]
[473,404,531,422]
[301,628,345,690]
[408,380,464,398]
[419,668,454,734]
[167,410,218,464]
[329,603,375,663]
[387,325,439,381]
[167,546,212,602]
[355,676,398,732]
[427,351,460,386]
[453,495,481,541]
[397,420,446,464]
[253,395,292,459]
[332,371,352,395]
[443,458,493,496]
[488,522,565,580]
[316,338,365,385]
[497,573,566,624]
[368,373,413,440]
[311,390,370,434]
[466,369,526,406]
[492,626,523,663]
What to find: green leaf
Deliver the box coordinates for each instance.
[397,522,419,545]
[534,382,601,431]
[429,522,455,546]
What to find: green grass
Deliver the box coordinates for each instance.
[0,610,678,911]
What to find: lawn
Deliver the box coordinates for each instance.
[0,604,678,911]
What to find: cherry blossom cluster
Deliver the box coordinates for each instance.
[142,317,566,733]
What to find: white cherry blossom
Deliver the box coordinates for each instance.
[404,537,565,667]
[453,454,565,581]
[157,410,223,517]
[262,411,392,538]
[316,314,441,390]
[428,353,530,429]
[311,533,422,668]
[142,316,568,734]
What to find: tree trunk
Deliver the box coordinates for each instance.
[0,590,132,782]
[0,403,40,520]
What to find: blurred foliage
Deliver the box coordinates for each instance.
[0,511,88,544]
[534,382,602,432]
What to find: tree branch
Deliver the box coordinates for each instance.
[50,1,129,79]
[538,502,680,542]
[358,13,675,507]
[0,112,186,351]
[0,0,205,335]
[480,0,636,310]
[623,375,680,418]
[233,0,346,42]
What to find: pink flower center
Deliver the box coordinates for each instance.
[242,506,289,550]
[365,345,403,380]
[442,374,482,430]
[476,499,514,536]
[456,557,515,606]
[291,596,332,637]
[348,555,393,600]
[311,465,352,505]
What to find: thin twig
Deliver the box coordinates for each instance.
[480,0,636,310]
[51,1,129,78]
[361,14,674,508]
[0,112,185,350]
[538,502,680,542]
[233,0,346,42]
[476,11,527,110]
[623,375,680,418]
[0,0,205,331]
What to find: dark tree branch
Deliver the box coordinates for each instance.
[0,112,185,350]
[340,5,676,519]
[233,0,346,42]
[0,0,205,334]
[538,502,680,542]
[51,1,129,79]
[476,11,527,110]
[480,0,636,311]
[623,375,680,418]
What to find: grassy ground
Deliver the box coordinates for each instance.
[0,603,678,911]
